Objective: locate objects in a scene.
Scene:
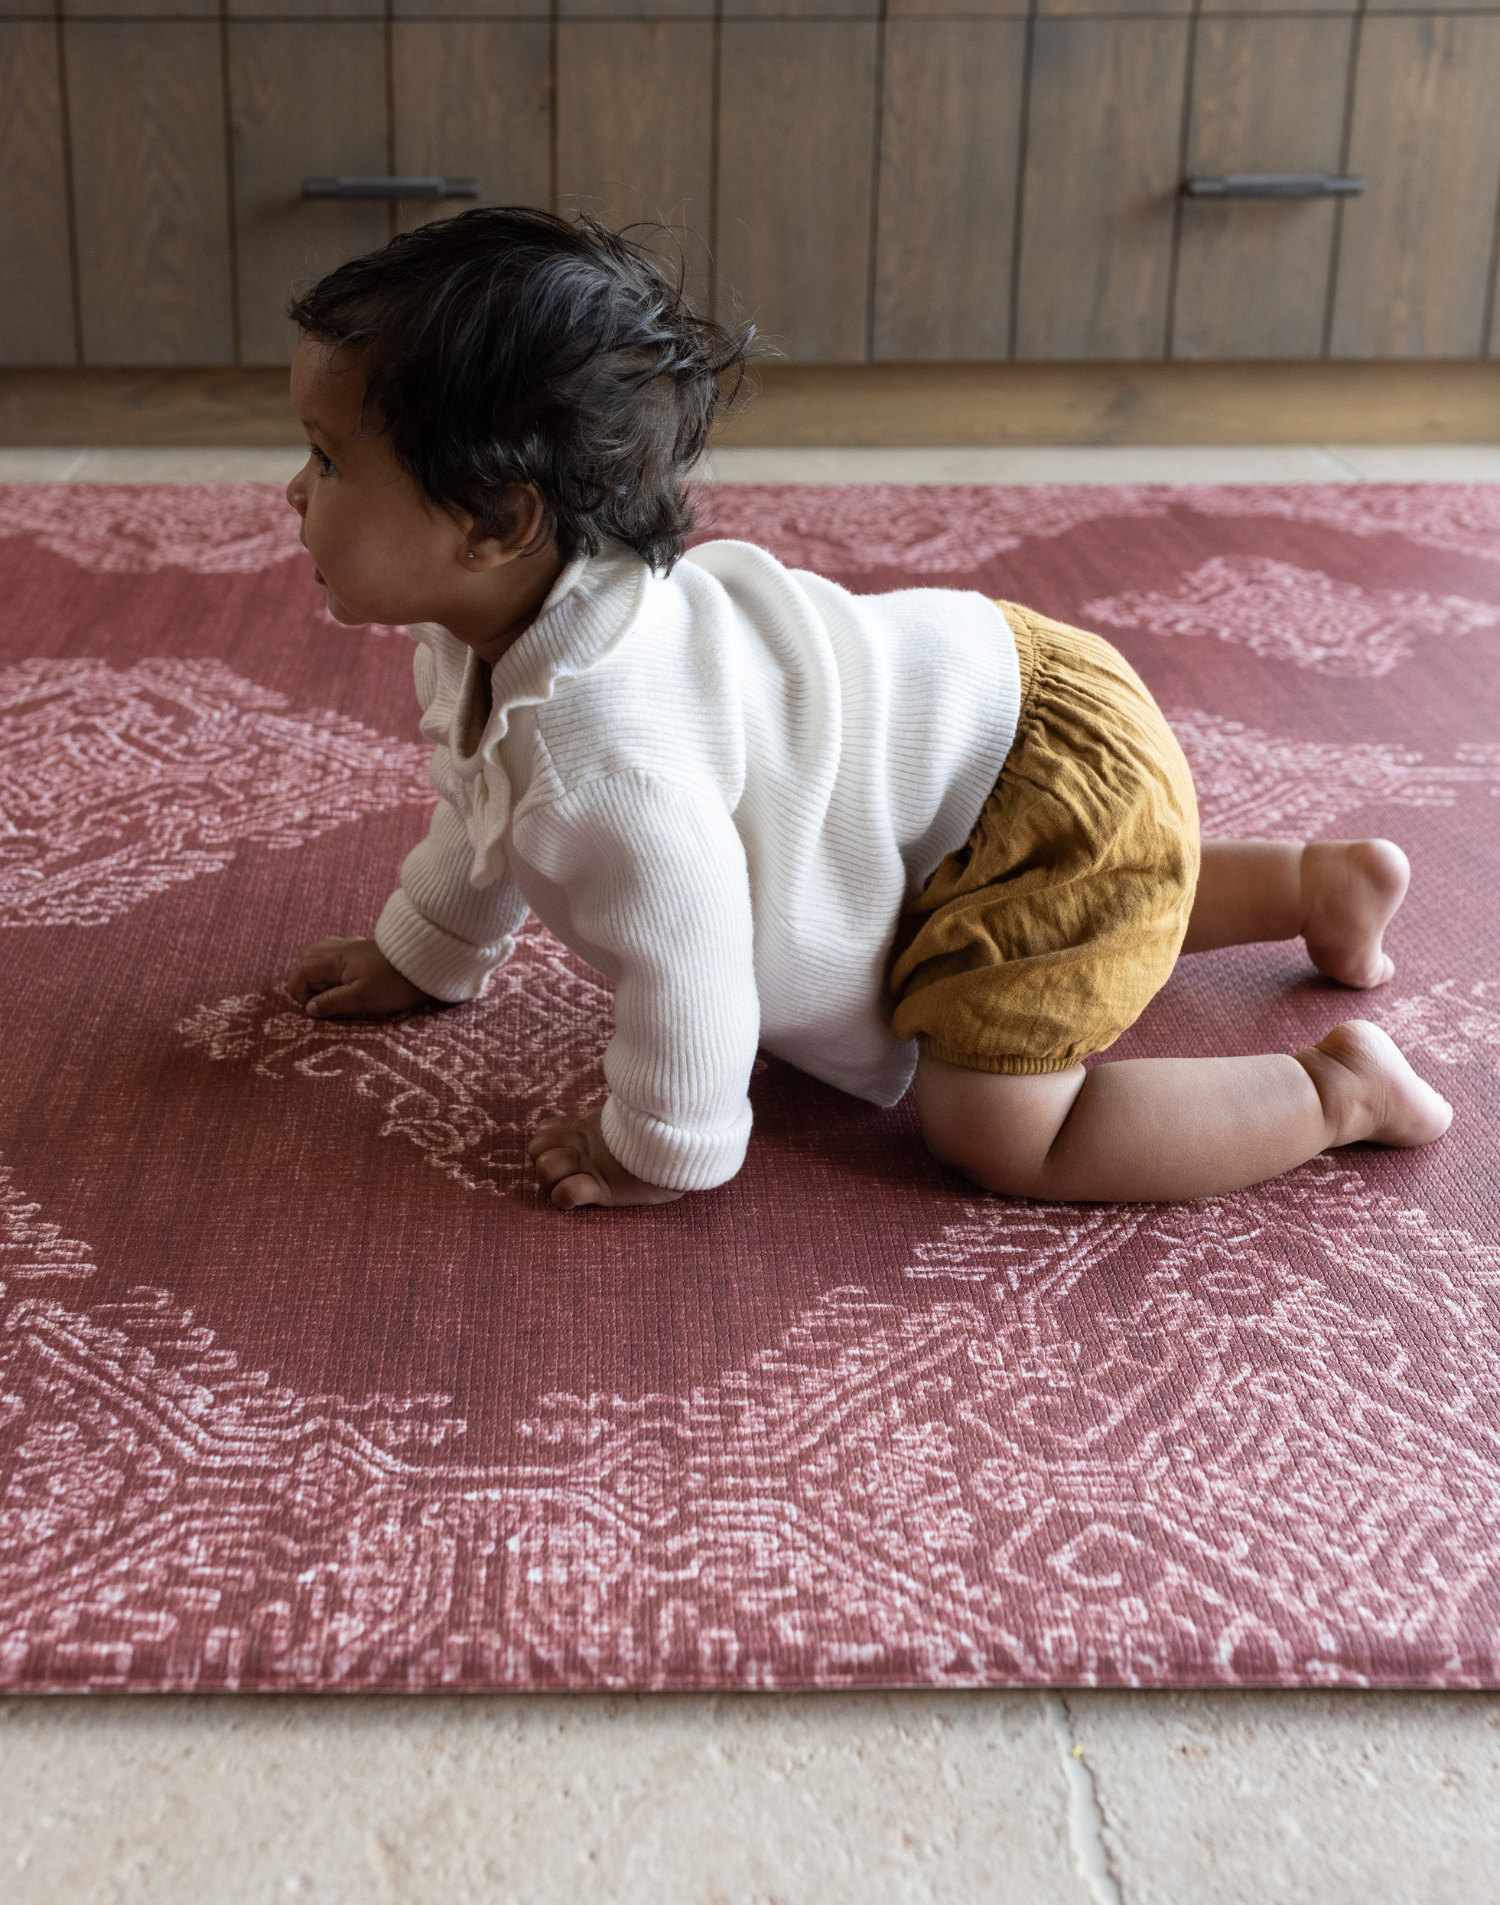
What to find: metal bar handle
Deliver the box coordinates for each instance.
[302,177,480,202]
[1183,174,1364,199]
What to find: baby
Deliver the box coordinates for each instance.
[282,208,1452,1210]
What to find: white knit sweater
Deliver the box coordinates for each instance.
[374,539,1021,1192]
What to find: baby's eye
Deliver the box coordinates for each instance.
[316,451,337,477]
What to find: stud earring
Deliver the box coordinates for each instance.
[466,550,475,559]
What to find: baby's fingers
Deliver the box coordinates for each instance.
[304,981,379,1018]
[284,941,349,1005]
[530,1140,605,1209]
[550,1172,606,1211]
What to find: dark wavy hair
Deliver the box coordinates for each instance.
[287,208,753,572]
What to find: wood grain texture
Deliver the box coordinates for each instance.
[887,0,1026,16]
[66,22,233,365]
[723,0,875,16]
[6,360,1498,444]
[226,0,383,19]
[1038,0,1190,17]
[1172,16,1352,360]
[560,0,711,17]
[557,18,713,302]
[392,21,550,236]
[228,22,388,365]
[1200,0,1354,13]
[0,23,75,363]
[873,19,1025,361]
[1331,14,1500,358]
[1364,0,1496,14]
[393,0,545,17]
[716,20,878,362]
[1015,18,1189,361]
[710,359,1500,445]
[62,0,216,18]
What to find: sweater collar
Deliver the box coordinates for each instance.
[444,540,649,780]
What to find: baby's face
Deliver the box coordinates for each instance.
[286,338,470,629]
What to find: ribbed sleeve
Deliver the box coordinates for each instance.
[514,772,759,1192]
[374,797,529,1001]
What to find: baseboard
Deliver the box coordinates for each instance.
[2,361,1497,450]
[719,361,1500,448]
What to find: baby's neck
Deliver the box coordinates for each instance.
[447,540,566,669]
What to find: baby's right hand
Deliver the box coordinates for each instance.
[283,937,435,1019]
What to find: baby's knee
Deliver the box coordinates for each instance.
[913,1053,1086,1197]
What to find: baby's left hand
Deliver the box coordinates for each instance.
[527,1107,685,1212]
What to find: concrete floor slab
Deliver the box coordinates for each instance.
[1066,1690,1500,1905]
[0,1692,1087,1905]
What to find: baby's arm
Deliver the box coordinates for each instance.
[286,796,530,1017]
[285,936,434,1017]
[515,773,761,1210]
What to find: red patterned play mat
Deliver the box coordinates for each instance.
[2,480,1498,1692]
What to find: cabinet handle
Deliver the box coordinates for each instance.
[302,177,480,202]
[1183,174,1363,199]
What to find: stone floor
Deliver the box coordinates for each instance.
[4,440,1499,1904]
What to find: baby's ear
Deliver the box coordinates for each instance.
[489,483,551,558]
[455,486,553,568]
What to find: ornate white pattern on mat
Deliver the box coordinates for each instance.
[1084,557,1500,677]
[1170,709,1500,837]
[696,484,1168,574]
[0,484,303,574]
[1379,979,1500,1077]
[1184,483,1500,570]
[2,1156,1498,1690]
[0,1163,95,1283]
[4,479,1495,583]
[176,920,614,1199]
[0,656,432,927]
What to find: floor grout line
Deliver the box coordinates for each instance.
[1042,1692,1124,1905]
[1318,443,1371,481]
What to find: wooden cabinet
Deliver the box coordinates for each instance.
[0,22,72,364]
[1331,14,1500,358]
[1172,16,1353,359]
[717,21,879,362]
[66,22,234,364]
[557,20,714,303]
[1015,18,1190,361]
[229,23,388,364]
[873,18,1026,361]
[3,6,1498,366]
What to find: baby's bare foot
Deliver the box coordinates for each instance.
[1299,1019,1453,1149]
[1301,839,1409,988]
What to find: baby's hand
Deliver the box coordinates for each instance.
[284,937,435,1018]
[528,1107,685,1212]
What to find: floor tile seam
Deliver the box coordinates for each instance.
[1042,1692,1126,1905]
[1317,443,1375,480]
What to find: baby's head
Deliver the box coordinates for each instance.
[285,209,751,638]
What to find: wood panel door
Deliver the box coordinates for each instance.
[557,19,713,302]
[392,20,551,236]
[65,21,234,364]
[716,20,879,362]
[1172,16,1354,360]
[1014,17,1190,361]
[1330,13,1500,358]
[228,22,389,365]
[873,18,1027,361]
[0,22,75,364]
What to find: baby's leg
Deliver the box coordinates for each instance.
[915,1021,1451,1204]
[1183,838,1409,988]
